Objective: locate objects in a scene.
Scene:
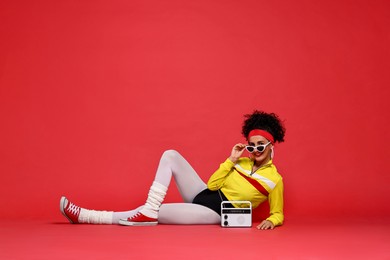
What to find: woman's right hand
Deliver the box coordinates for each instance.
[229,143,246,163]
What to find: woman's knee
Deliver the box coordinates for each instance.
[161,149,181,163]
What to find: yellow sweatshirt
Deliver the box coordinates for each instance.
[207,157,284,226]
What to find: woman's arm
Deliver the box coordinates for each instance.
[257,178,284,229]
[207,158,235,190]
[207,143,246,190]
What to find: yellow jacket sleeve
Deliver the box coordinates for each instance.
[207,158,235,190]
[266,178,284,226]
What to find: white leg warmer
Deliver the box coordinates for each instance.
[139,181,167,218]
[78,209,114,224]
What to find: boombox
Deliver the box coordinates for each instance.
[221,201,252,227]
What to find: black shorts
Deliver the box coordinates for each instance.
[192,189,233,215]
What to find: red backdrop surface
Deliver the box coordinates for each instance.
[0,0,389,222]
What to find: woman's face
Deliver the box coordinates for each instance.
[248,135,273,166]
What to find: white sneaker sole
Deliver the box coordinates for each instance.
[118,218,158,226]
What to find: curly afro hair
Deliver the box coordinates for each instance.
[241,110,286,143]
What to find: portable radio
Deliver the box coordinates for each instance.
[221,201,252,227]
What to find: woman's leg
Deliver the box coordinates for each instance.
[121,150,207,225]
[60,196,142,224]
[60,150,207,225]
[158,203,220,225]
[60,196,115,224]
[153,150,207,202]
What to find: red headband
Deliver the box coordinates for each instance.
[248,129,274,143]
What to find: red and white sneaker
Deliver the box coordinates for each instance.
[60,196,81,224]
[118,212,158,226]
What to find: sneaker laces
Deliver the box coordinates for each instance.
[127,211,143,221]
[128,212,141,220]
[67,202,80,215]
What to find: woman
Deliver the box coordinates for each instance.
[60,110,285,230]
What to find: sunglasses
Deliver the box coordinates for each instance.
[245,142,271,153]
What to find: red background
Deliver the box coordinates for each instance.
[0,0,389,223]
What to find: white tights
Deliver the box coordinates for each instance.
[112,150,220,224]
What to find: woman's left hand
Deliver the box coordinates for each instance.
[256,220,275,230]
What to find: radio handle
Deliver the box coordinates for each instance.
[221,201,252,208]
